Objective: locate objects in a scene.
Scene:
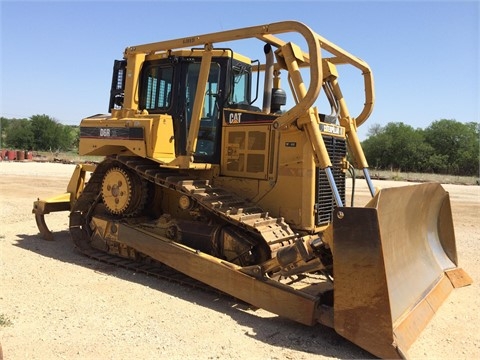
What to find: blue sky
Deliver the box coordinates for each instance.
[1,0,478,140]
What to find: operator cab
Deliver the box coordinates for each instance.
[137,50,257,164]
[109,48,285,165]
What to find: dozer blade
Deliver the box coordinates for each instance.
[332,182,472,359]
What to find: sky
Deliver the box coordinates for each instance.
[1,0,479,140]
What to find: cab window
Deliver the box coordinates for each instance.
[141,65,174,110]
[230,66,249,105]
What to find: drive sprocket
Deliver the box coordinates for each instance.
[101,166,147,216]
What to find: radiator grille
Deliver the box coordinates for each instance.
[315,136,347,226]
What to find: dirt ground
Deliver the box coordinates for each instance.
[0,161,479,360]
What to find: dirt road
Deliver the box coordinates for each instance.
[0,161,479,359]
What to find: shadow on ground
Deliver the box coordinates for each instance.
[14,231,373,360]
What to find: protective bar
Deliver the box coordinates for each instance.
[363,168,376,197]
[325,167,344,207]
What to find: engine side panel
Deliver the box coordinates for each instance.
[79,115,175,162]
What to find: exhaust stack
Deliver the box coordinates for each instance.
[262,44,274,113]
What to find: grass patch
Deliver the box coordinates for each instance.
[0,313,13,327]
[360,170,479,186]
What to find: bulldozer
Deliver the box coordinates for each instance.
[33,21,471,358]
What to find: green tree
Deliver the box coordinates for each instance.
[362,122,432,172]
[1,117,18,149]
[366,123,383,137]
[0,117,6,149]
[30,114,74,151]
[70,126,80,150]
[424,119,479,175]
[4,118,34,149]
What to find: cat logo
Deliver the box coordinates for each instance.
[228,112,242,124]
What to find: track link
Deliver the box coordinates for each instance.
[114,155,297,246]
[69,156,300,293]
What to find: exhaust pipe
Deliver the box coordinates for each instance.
[262,44,274,113]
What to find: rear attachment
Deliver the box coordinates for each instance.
[32,163,96,240]
[332,182,472,358]
[33,193,71,240]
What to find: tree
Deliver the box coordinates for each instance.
[0,117,6,149]
[4,118,34,149]
[424,119,479,175]
[70,126,80,150]
[367,123,383,137]
[29,114,74,151]
[1,115,77,152]
[362,119,479,175]
[362,122,432,172]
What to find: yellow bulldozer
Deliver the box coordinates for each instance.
[33,21,471,358]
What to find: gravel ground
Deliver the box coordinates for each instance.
[0,161,479,360]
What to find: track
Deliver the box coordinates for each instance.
[68,155,300,294]
[116,155,297,246]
